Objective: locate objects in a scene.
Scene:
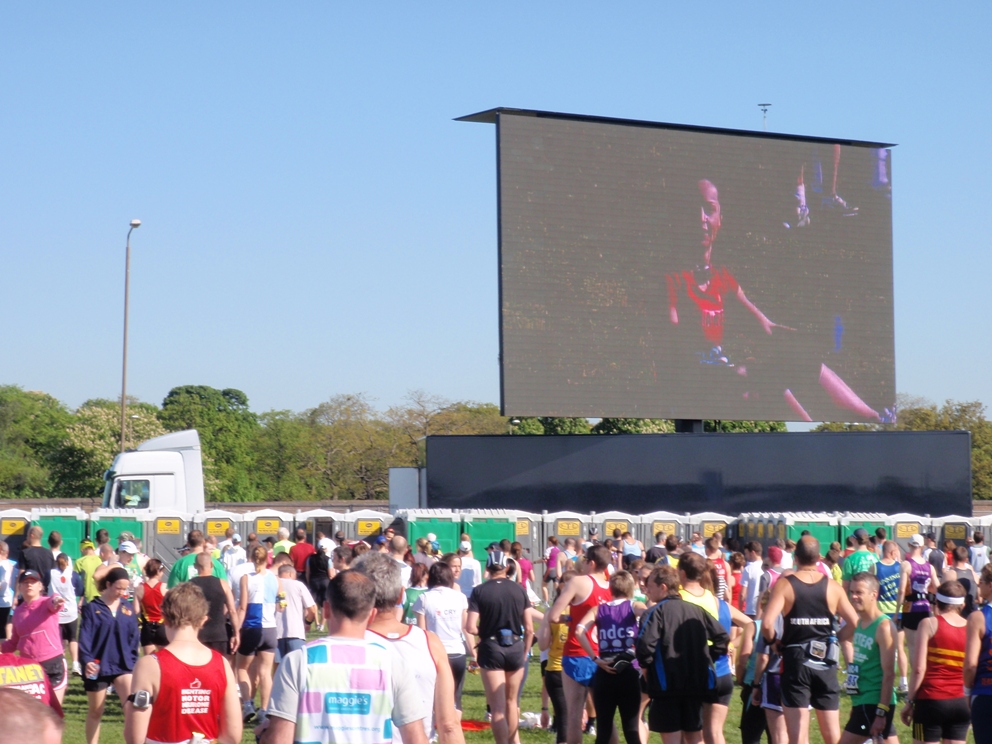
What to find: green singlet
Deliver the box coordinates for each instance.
[846,614,897,706]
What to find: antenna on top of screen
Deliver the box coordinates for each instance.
[758,103,772,131]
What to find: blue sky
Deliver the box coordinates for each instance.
[2,4,988,423]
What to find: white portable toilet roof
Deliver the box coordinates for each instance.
[641,510,685,520]
[196,509,243,520]
[242,508,294,520]
[0,508,31,520]
[592,510,639,521]
[781,512,840,525]
[295,509,342,521]
[886,512,930,524]
[689,511,734,522]
[930,514,973,525]
[149,511,194,521]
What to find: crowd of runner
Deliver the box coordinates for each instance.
[1,521,992,744]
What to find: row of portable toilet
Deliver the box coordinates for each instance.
[2,505,989,569]
[735,512,991,556]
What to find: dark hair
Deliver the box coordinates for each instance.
[186,530,205,548]
[427,561,455,589]
[648,564,680,598]
[954,545,970,564]
[144,558,164,579]
[586,545,611,571]
[665,535,679,552]
[47,531,62,548]
[729,552,745,571]
[745,541,762,556]
[326,570,376,620]
[332,545,353,566]
[975,532,985,544]
[935,580,966,613]
[678,551,708,581]
[655,531,666,542]
[99,566,130,592]
[510,542,524,559]
[850,571,879,593]
[875,527,888,540]
[95,529,109,545]
[499,539,512,552]
[409,562,429,587]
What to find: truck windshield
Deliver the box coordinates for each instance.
[103,479,151,509]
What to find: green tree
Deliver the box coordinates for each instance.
[592,418,675,434]
[159,386,259,501]
[0,386,73,498]
[704,420,788,433]
[54,398,166,499]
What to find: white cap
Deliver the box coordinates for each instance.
[118,541,138,554]
[908,533,925,547]
[426,533,437,542]
[458,540,472,552]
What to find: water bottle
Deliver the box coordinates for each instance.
[87,659,100,680]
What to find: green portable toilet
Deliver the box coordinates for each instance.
[461,510,523,561]
[395,509,462,556]
[0,508,31,564]
[839,513,890,547]
[31,508,90,561]
[780,513,840,550]
[90,509,146,549]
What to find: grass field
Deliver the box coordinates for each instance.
[58,650,929,744]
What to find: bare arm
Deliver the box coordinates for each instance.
[239,574,249,623]
[736,620,756,684]
[415,611,427,631]
[537,612,553,652]
[762,581,788,643]
[736,285,775,334]
[965,609,986,689]
[219,657,244,744]
[523,604,535,655]
[398,721,430,744]
[123,654,160,744]
[260,716,295,744]
[574,606,599,660]
[897,561,911,612]
[548,576,583,624]
[428,630,465,744]
[829,582,859,628]
[902,617,936,725]
[465,610,480,637]
[872,620,897,738]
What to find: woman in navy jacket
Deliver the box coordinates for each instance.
[79,566,140,744]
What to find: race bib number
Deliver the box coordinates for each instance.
[844,663,860,695]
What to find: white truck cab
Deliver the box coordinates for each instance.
[102,429,206,514]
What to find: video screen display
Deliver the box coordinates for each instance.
[494,111,895,422]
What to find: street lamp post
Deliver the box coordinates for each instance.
[120,219,141,453]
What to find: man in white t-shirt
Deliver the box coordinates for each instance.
[222,533,248,574]
[971,532,989,572]
[456,541,482,598]
[274,564,316,664]
[389,536,413,586]
[739,541,765,617]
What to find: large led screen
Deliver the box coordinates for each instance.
[490,110,895,422]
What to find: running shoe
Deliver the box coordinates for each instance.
[72,661,83,676]
[585,722,597,736]
[243,701,257,723]
[897,680,909,697]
